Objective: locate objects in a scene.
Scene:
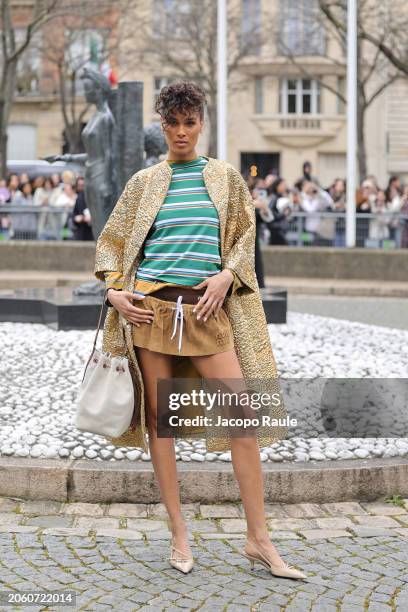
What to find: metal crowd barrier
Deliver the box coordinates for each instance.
[1,207,408,248]
[0,205,75,241]
[259,211,408,249]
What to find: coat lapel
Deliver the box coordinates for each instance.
[123,162,171,279]
[202,157,228,253]
[123,156,229,279]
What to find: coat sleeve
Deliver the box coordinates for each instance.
[225,268,243,296]
[223,167,259,296]
[94,180,131,283]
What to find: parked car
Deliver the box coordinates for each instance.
[7,159,84,180]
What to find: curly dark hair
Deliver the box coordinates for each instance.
[155,80,207,124]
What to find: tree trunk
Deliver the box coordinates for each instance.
[0,60,18,178]
[357,84,367,182]
[357,104,367,182]
[206,102,217,158]
[65,122,83,153]
[0,104,8,179]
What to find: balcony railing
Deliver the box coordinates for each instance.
[279,116,321,129]
[252,114,345,140]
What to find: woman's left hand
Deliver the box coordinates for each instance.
[192,269,234,321]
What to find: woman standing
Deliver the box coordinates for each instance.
[266,177,289,245]
[94,81,306,580]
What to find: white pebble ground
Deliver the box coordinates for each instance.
[0,312,407,463]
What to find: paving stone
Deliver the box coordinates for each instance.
[321,502,368,517]
[73,517,120,529]
[199,533,246,540]
[315,517,355,530]
[353,515,401,528]
[395,528,408,537]
[268,530,301,539]
[0,499,406,610]
[0,525,37,533]
[280,503,329,518]
[95,528,144,540]
[367,604,393,612]
[349,527,399,538]
[126,518,169,531]
[0,498,20,512]
[24,516,73,527]
[144,529,172,540]
[258,504,288,520]
[20,500,63,514]
[42,527,90,537]
[361,501,408,516]
[200,504,241,518]
[62,502,106,516]
[107,503,149,518]
[147,503,199,520]
[218,519,247,533]
[0,512,24,525]
[299,529,352,540]
[268,517,317,530]
[186,519,220,533]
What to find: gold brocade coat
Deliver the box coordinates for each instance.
[94,156,287,453]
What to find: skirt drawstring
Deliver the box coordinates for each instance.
[170,295,184,352]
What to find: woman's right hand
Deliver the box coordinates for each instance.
[107,289,154,327]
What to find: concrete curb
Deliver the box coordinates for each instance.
[1,457,408,504]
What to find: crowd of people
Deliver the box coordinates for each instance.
[0,170,93,241]
[247,161,408,251]
[1,161,408,251]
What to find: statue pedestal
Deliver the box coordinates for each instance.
[0,287,103,330]
[260,287,287,324]
[0,286,287,330]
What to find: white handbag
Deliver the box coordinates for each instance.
[75,289,135,438]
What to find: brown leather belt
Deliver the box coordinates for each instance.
[150,285,205,305]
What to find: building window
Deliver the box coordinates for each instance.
[241,0,261,55]
[277,0,325,56]
[13,28,42,95]
[254,76,263,113]
[279,78,321,114]
[7,124,37,159]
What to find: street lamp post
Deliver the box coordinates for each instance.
[217,0,227,161]
[346,0,357,247]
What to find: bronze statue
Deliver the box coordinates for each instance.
[43,66,117,240]
[144,122,167,167]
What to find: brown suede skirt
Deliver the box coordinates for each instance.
[131,285,234,356]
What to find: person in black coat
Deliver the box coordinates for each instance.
[72,190,94,241]
[266,177,289,245]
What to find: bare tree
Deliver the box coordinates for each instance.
[317,0,407,180]
[128,0,275,157]
[39,0,140,154]
[0,0,126,175]
[1,1,69,175]
[40,11,115,153]
[277,0,404,180]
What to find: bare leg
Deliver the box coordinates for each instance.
[191,349,287,566]
[135,346,191,557]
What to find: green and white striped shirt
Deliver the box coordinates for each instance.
[135,155,222,286]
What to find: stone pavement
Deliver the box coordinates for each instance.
[0,496,407,611]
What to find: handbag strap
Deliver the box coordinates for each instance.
[81,287,126,384]
[92,287,109,351]
[92,287,126,350]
